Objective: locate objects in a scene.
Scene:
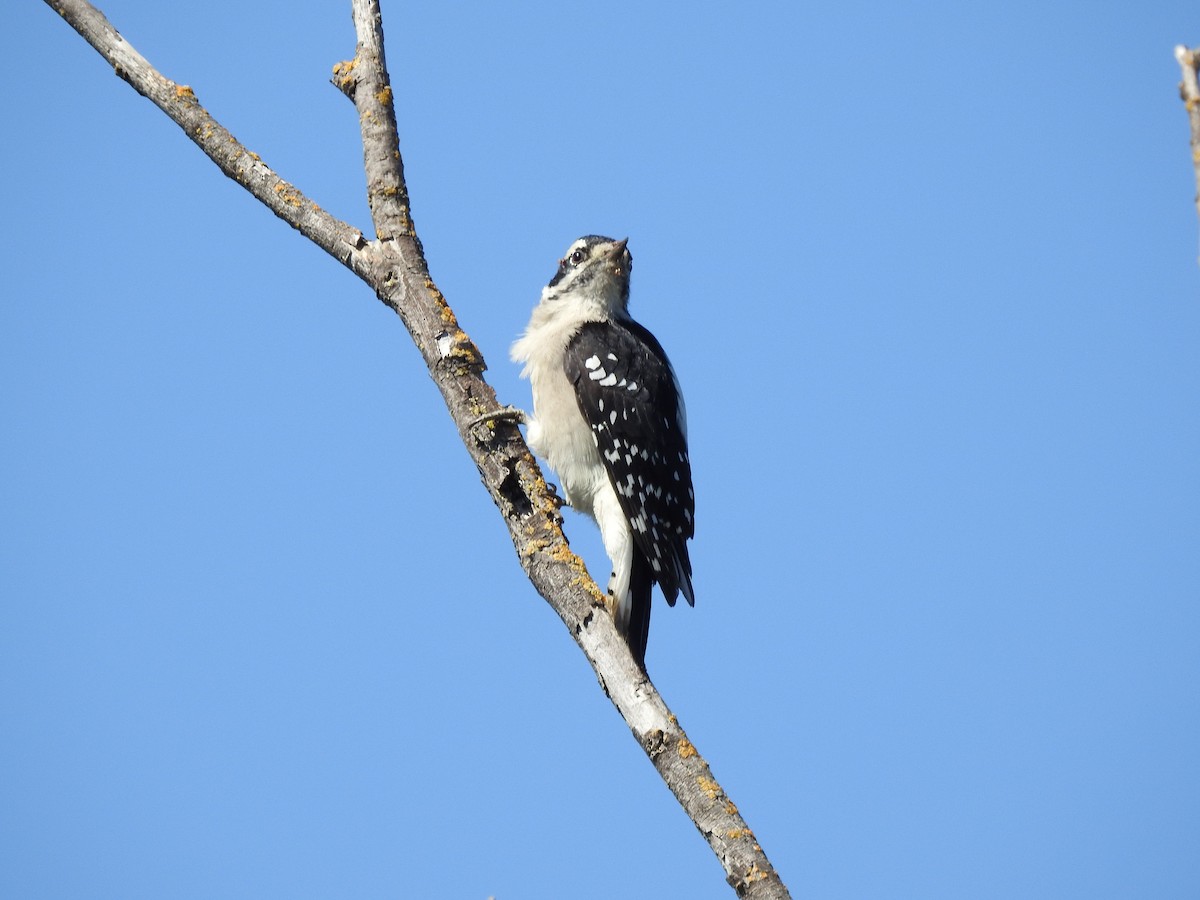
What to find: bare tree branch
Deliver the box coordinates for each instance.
[42,1,791,895]
[335,0,412,242]
[1176,44,1200,259]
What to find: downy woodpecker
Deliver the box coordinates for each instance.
[511,236,694,666]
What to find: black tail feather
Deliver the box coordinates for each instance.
[626,550,654,668]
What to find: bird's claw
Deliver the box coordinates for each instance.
[468,405,527,431]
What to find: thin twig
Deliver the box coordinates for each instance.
[1175,45,1200,260]
[43,1,792,895]
[336,0,412,241]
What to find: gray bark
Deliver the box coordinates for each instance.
[1176,45,1200,261]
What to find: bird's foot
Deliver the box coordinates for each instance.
[545,480,566,509]
[468,405,526,431]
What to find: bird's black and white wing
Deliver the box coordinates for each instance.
[564,318,695,608]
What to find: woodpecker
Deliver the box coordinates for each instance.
[511,235,694,666]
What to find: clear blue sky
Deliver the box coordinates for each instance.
[4,1,1198,897]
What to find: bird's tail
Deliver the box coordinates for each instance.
[623,551,654,669]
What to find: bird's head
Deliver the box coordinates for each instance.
[542,235,632,315]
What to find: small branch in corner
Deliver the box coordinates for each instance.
[331,58,359,99]
[1174,44,1200,260]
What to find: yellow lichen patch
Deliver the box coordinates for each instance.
[174,84,195,101]
[332,58,358,88]
[697,776,721,800]
[727,829,745,840]
[272,182,303,208]
[549,542,579,565]
[425,284,461,329]
[550,546,595,584]
[522,539,552,559]
[724,799,739,816]
[744,864,768,883]
[376,86,392,106]
[532,485,565,521]
[677,738,697,760]
[447,341,481,369]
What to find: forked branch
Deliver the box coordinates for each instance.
[43,1,791,895]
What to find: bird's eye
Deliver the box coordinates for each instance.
[569,248,586,265]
